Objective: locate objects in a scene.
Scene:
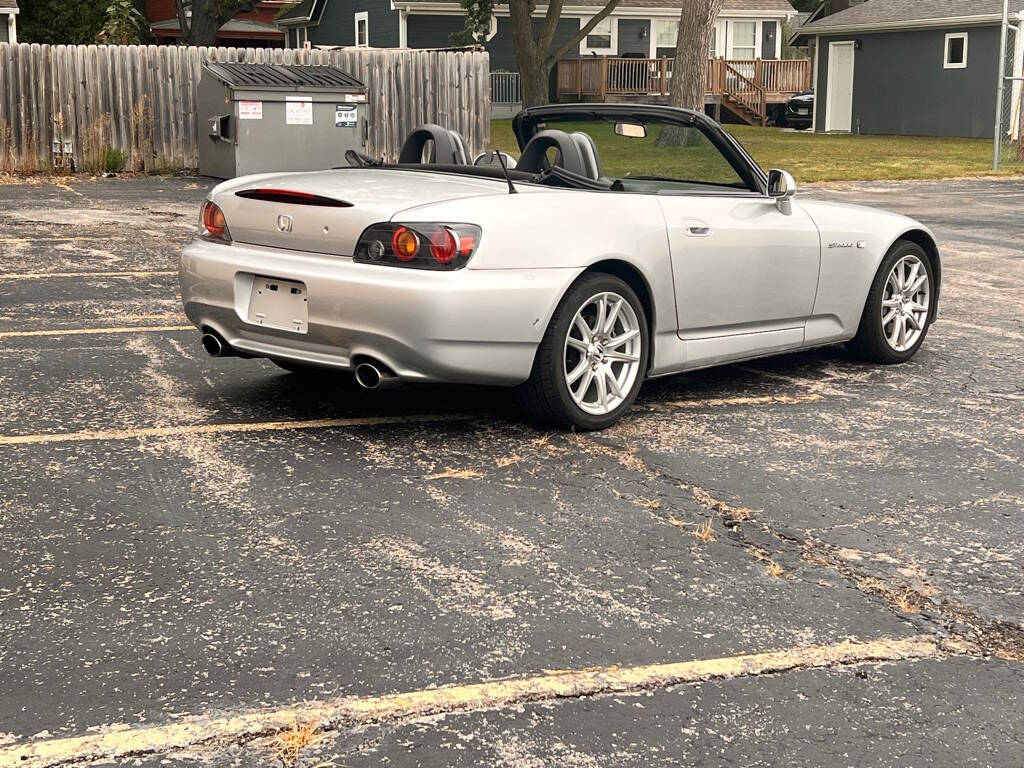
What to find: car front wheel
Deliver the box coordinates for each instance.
[849,240,934,364]
[520,273,649,430]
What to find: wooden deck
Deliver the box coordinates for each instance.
[555,58,812,125]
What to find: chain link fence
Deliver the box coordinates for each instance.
[996,19,1023,169]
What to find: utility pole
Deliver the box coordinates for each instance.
[994,0,1009,170]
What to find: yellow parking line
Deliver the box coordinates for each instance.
[0,635,940,768]
[0,325,192,340]
[667,393,824,409]
[0,270,177,281]
[0,413,471,446]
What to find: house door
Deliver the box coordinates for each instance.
[825,41,855,132]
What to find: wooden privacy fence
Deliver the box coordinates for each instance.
[0,42,491,173]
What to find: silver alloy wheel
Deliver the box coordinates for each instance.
[563,291,642,416]
[881,254,930,352]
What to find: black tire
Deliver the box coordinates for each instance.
[848,239,934,364]
[519,272,649,430]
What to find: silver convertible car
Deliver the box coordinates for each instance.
[180,103,940,429]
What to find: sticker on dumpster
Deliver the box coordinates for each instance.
[343,93,367,103]
[238,101,263,120]
[335,105,357,127]
[285,96,313,125]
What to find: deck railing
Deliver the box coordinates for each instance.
[490,70,522,105]
[556,57,811,101]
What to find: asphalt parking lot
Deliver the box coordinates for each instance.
[1,175,1022,767]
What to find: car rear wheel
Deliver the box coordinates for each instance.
[848,240,934,364]
[520,273,648,430]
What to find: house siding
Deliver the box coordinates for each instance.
[307,0,400,48]
[405,13,463,49]
[617,19,650,57]
[814,26,1000,138]
[488,17,582,71]
[407,14,581,71]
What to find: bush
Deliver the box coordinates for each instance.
[103,146,126,173]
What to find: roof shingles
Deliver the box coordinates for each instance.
[381,0,794,10]
[803,0,1024,30]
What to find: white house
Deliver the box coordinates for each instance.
[1,0,17,45]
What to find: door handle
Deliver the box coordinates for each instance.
[685,223,711,237]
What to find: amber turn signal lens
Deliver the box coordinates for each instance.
[202,201,229,242]
[391,226,419,261]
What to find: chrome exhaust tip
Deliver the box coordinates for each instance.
[201,333,224,357]
[354,362,382,389]
[354,361,399,390]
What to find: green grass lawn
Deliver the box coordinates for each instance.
[490,119,1022,183]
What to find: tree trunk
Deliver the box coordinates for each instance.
[508,1,546,108]
[519,59,551,109]
[508,0,620,108]
[176,0,259,46]
[668,0,723,112]
[184,8,222,46]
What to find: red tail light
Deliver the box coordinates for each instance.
[429,227,457,264]
[355,223,481,270]
[235,188,352,207]
[201,201,230,243]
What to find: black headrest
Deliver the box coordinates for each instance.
[516,130,588,176]
[398,124,470,165]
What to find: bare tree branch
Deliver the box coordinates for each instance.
[173,0,190,39]
[537,0,564,55]
[546,0,620,65]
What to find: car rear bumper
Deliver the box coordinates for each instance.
[785,110,813,129]
[180,239,578,386]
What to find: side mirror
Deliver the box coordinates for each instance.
[768,169,796,214]
[768,169,796,200]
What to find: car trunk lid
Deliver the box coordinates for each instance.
[216,168,505,257]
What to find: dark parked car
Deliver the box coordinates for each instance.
[785,91,814,130]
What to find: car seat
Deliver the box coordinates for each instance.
[398,124,471,165]
[570,131,603,180]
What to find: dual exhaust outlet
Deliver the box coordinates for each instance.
[200,331,398,390]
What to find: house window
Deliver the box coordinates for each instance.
[944,32,967,69]
[708,25,716,57]
[354,11,369,47]
[585,18,613,51]
[729,21,756,59]
[653,19,677,55]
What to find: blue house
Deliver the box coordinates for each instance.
[276,0,797,72]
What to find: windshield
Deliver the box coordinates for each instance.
[522,116,750,193]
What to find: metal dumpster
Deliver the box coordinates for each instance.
[198,62,367,179]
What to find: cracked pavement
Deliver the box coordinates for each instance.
[0,176,1021,766]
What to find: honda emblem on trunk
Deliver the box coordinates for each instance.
[276,214,293,234]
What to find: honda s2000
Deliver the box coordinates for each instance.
[180,103,940,429]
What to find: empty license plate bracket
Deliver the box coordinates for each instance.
[246,276,308,333]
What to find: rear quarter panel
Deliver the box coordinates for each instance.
[394,188,676,341]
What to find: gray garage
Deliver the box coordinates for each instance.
[198,62,368,178]
[793,0,1024,138]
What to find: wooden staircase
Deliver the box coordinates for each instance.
[720,62,767,126]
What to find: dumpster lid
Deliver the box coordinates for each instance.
[203,62,364,91]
